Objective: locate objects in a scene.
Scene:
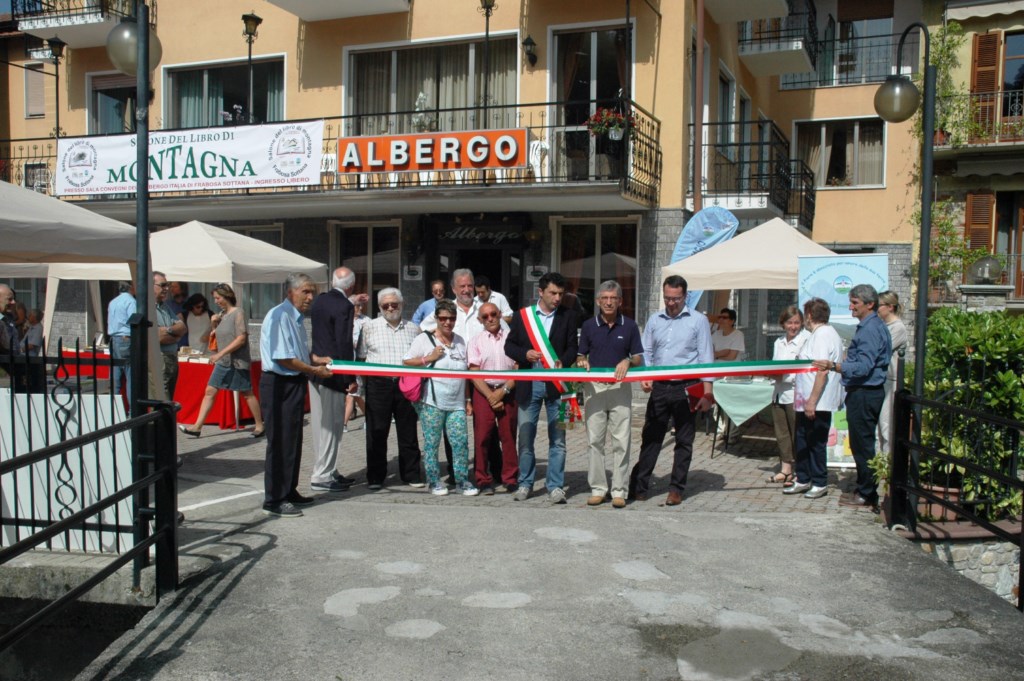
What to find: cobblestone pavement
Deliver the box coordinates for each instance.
[176,403,863,515]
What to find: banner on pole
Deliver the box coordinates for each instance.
[55,120,325,196]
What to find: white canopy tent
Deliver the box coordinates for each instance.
[660,217,836,289]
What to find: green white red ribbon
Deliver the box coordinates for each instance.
[330,359,816,383]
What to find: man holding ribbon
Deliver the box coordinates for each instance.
[629,275,714,506]
[504,271,579,503]
[577,281,643,509]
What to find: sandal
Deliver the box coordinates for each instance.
[767,472,794,485]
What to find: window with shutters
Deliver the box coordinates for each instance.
[24,63,45,119]
[965,192,996,252]
[1002,31,1024,119]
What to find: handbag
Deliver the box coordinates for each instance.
[399,332,437,401]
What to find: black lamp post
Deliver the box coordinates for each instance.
[478,0,495,130]
[47,37,65,138]
[242,12,263,124]
[105,1,163,418]
[874,22,934,398]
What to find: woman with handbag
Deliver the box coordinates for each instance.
[178,283,265,438]
[402,299,478,496]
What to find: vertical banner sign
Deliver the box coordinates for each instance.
[669,206,740,309]
[55,120,325,196]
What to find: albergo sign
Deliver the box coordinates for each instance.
[338,129,528,173]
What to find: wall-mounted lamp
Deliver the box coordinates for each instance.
[402,223,423,261]
[47,37,65,138]
[523,228,543,264]
[522,35,537,67]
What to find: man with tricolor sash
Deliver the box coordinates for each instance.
[504,271,579,503]
[629,275,715,506]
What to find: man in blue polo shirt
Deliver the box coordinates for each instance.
[576,280,643,508]
[812,283,891,510]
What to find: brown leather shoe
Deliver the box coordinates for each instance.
[665,490,683,506]
[611,497,626,509]
[586,495,606,506]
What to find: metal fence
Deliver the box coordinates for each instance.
[739,0,819,68]
[12,0,156,23]
[889,386,1024,611]
[0,98,662,208]
[934,90,1024,146]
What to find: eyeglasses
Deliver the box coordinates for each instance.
[437,316,456,323]
[480,313,498,320]
[156,282,170,289]
[663,296,683,303]
[718,315,730,320]
[380,302,400,310]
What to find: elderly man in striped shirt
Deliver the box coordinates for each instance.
[357,287,425,490]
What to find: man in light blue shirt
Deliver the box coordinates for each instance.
[630,275,714,506]
[412,279,446,325]
[107,281,135,404]
[260,273,335,518]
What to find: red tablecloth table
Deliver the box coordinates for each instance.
[60,350,112,380]
[173,360,310,429]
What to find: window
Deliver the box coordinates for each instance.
[25,63,45,119]
[717,72,735,148]
[335,224,400,300]
[1003,31,1024,119]
[349,38,516,135]
[237,227,284,320]
[23,162,51,194]
[168,59,284,128]
[796,119,884,187]
[558,221,638,320]
[91,73,137,134]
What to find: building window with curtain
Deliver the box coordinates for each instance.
[558,221,638,320]
[348,38,516,136]
[168,59,284,128]
[25,63,45,119]
[796,118,885,188]
[335,224,400,299]
[90,73,137,134]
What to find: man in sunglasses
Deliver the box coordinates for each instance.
[712,307,745,445]
[154,271,186,400]
[357,288,425,490]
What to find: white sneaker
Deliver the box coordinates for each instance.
[549,487,567,504]
[459,482,480,496]
[430,484,449,496]
[513,486,530,501]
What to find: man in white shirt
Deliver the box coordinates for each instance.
[474,275,513,323]
[421,268,509,340]
[711,308,745,445]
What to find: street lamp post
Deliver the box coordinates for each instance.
[242,12,263,124]
[478,0,495,131]
[47,37,65,139]
[873,22,935,399]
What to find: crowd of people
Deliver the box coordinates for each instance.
[249,266,905,519]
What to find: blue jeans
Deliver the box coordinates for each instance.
[517,381,566,492]
[110,336,131,405]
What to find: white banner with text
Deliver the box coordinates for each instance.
[55,120,325,196]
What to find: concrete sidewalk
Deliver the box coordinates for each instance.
[73,409,1024,680]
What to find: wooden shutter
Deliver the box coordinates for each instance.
[24,64,44,118]
[964,191,996,251]
[971,32,1001,141]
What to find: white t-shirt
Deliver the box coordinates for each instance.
[405,332,468,411]
[712,328,745,361]
[794,324,844,413]
[420,299,509,342]
[476,290,514,319]
[772,329,810,405]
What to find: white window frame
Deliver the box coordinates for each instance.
[791,115,888,189]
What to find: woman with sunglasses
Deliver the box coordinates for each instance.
[403,299,478,496]
[182,293,212,353]
[179,284,265,438]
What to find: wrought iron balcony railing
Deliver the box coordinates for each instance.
[738,0,819,68]
[787,159,816,229]
[781,27,919,90]
[934,90,1024,147]
[690,120,796,218]
[13,0,157,24]
[0,99,661,207]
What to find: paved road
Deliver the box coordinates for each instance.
[75,409,1024,680]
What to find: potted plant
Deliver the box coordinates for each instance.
[586,107,633,140]
[918,198,980,302]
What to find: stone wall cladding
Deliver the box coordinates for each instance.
[920,539,1021,605]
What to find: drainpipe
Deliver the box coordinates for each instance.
[693,0,705,212]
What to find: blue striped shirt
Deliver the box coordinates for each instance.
[642,306,714,368]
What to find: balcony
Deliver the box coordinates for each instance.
[263,0,410,22]
[934,90,1024,151]
[704,0,788,23]
[781,26,918,90]
[13,0,155,49]
[0,99,661,221]
[738,0,818,77]
[691,120,810,225]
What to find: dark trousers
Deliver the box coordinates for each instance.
[795,411,831,487]
[472,390,519,488]
[365,376,422,486]
[630,382,697,497]
[845,386,885,501]
[261,372,307,506]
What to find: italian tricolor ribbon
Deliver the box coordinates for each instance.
[519,306,582,426]
[329,359,817,383]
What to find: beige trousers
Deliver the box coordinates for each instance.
[584,381,634,499]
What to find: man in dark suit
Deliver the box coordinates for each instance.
[308,267,360,493]
[504,271,578,503]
